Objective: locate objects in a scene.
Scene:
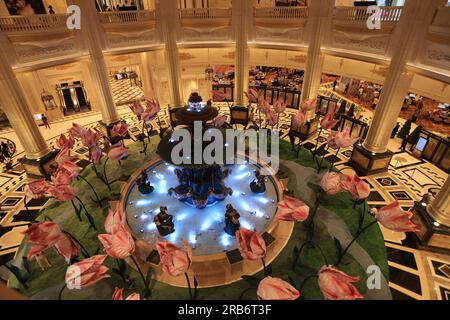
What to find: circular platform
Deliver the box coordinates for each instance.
[122,159,280,256]
[119,155,290,287]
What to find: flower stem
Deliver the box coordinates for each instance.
[184,272,193,300]
[130,255,151,299]
[317,145,329,173]
[336,220,378,266]
[261,257,268,277]
[328,147,340,172]
[70,200,82,221]
[58,283,66,300]
[102,157,111,191]
[313,128,323,159]
[77,174,102,204]
[62,231,90,258]
[75,196,97,231]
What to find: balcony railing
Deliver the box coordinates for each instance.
[254,7,308,19]
[0,14,69,32]
[99,10,156,24]
[179,8,232,19]
[334,6,402,22]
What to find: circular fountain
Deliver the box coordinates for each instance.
[119,93,290,287]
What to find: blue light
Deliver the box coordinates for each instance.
[201,218,214,231]
[240,219,253,230]
[256,197,270,205]
[240,202,251,211]
[169,231,178,242]
[136,199,152,207]
[188,231,197,244]
[140,214,149,220]
[146,223,156,231]
[176,213,188,221]
[221,233,231,246]
[167,165,176,172]
[235,172,250,180]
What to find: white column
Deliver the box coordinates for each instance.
[427,177,450,227]
[300,0,334,119]
[363,0,441,153]
[232,0,251,107]
[0,36,50,160]
[156,0,184,107]
[70,0,120,125]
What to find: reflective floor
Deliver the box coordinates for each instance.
[124,159,280,256]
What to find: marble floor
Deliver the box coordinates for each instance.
[0,98,449,300]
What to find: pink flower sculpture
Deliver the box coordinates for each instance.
[142,100,159,121]
[300,99,316,112]
[51,170,73,187]
[342,174,370,200]
[374,201,418,232]
[320,172,343,195]
[334,129,359,148]
[318,265,363,300]
[81,129,102,148]
[24,179,47,199]
[265,109,278,126]
[98,225,135,260]
[155,240,192,277]
[277,195,310,222]
[108,143,128,160]
[257,276,300,300]
[244,88,259,103]
[22,222,78,263]
[57,134,75,150]
[65,255,110,289]
[320,113,339,130]
[68,123,87,139]
[55,148,79,165]
[292,112,306,131]
[212,90,227,101]
[235,228,266,261]
[112,287,140,300]
[273,100,286,114]
[58,161,82,180]
[257,98,270,115]
[46,184,76,202]
[54,232,79,263]
[104,208,124,234]
[89,145,103,164]
[212,114,227,127]
[112,122,129,138]
[130,101,144,117]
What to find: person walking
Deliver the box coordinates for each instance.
[41,114,50,129]
[391,122,400,139]
[412,107,420,123]
[400,134,409,152]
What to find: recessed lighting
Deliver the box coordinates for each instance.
[433,222,440,227]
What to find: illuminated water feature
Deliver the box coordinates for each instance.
[124,160,280,256]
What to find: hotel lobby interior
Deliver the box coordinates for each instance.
[0,0,449,304]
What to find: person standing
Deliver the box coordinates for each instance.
[412,107,420,123]
[41,113,50,129]
[372,97,379,110]
[48,5,55,14]
[391,122,400,139]
[400,134,409,152]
